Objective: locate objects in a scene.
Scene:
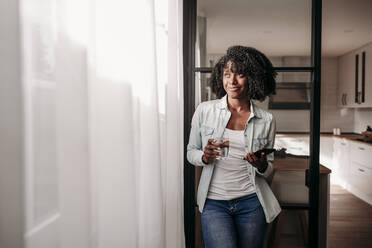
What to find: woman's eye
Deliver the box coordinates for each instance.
[238,74,244,78]
[224,74,230,78]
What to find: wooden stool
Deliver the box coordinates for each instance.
[265,206,309,248]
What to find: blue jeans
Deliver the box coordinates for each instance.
[201,193,267,248]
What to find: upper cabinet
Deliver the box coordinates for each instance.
[361,43,372,107]
[338,42,372,108]
[338,51,357,107]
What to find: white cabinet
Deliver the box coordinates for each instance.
[275,135,372,204]
[320,136,334,170]
[349,161,372,188]
[350,141,372,167]
[331,138,372,204]
[338,42,372,108]
[338,52,357,107]
[332,138,350,185]
[345,141,372,204]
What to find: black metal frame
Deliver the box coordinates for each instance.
[183,0,197,247]
[355,54,359,103]
[362,51,366,102]
[183,0,322,247]
[309,0,322,246]
[193,66,315,73]
[268,101,311,110]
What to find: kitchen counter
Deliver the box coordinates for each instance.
[275,156,331,174]
[272,132,372,247]
[276,133,372,146]
[271,155,330,248]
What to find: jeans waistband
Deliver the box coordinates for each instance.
[208,192,258,204]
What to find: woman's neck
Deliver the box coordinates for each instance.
[227,96,250,112]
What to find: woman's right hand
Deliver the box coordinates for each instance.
[202,139,221,164]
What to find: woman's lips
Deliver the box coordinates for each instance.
[228,87,241,92]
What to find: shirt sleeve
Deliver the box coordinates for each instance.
[255,116,276,179]
[186,104,207,167]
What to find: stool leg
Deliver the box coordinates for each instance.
[300,210,309,246]
[272,210,287,248]
[295,210,309,247]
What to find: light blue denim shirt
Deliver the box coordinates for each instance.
[187,95,281,223]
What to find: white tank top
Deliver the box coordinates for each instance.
[207,128,256,200]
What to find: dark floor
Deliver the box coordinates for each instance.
[328,184,372,248]
[278,183,372,248]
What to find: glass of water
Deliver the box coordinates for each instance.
[214,137,229,160]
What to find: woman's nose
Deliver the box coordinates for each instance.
[230,74,238,84]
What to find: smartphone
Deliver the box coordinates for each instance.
[253,148,276,158]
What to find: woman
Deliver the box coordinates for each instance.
[187,46,281,248]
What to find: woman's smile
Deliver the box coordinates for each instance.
[228,86,241,92]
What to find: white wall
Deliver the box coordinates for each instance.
[320,57,372,134]
[268,57,372,133]
[272,109,310,132]
[354,108,372,133]
[258,58,355,133]
[321,58,354,132]
[0,0,24,248]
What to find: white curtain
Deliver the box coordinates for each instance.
[20,0,184,247]
[89,0,185,247]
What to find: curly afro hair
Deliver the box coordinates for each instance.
[210,46,276,101]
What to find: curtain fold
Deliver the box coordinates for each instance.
[88,0,185,247]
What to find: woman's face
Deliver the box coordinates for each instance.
[222,61,248,99]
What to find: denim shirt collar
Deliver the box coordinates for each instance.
[217,94,262,119]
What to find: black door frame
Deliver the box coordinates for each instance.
[183,0,322,247]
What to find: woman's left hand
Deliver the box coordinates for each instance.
[244,151,268,173]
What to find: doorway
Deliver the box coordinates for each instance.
[183,0,322,247]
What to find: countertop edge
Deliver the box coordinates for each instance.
[276,133,372,146]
